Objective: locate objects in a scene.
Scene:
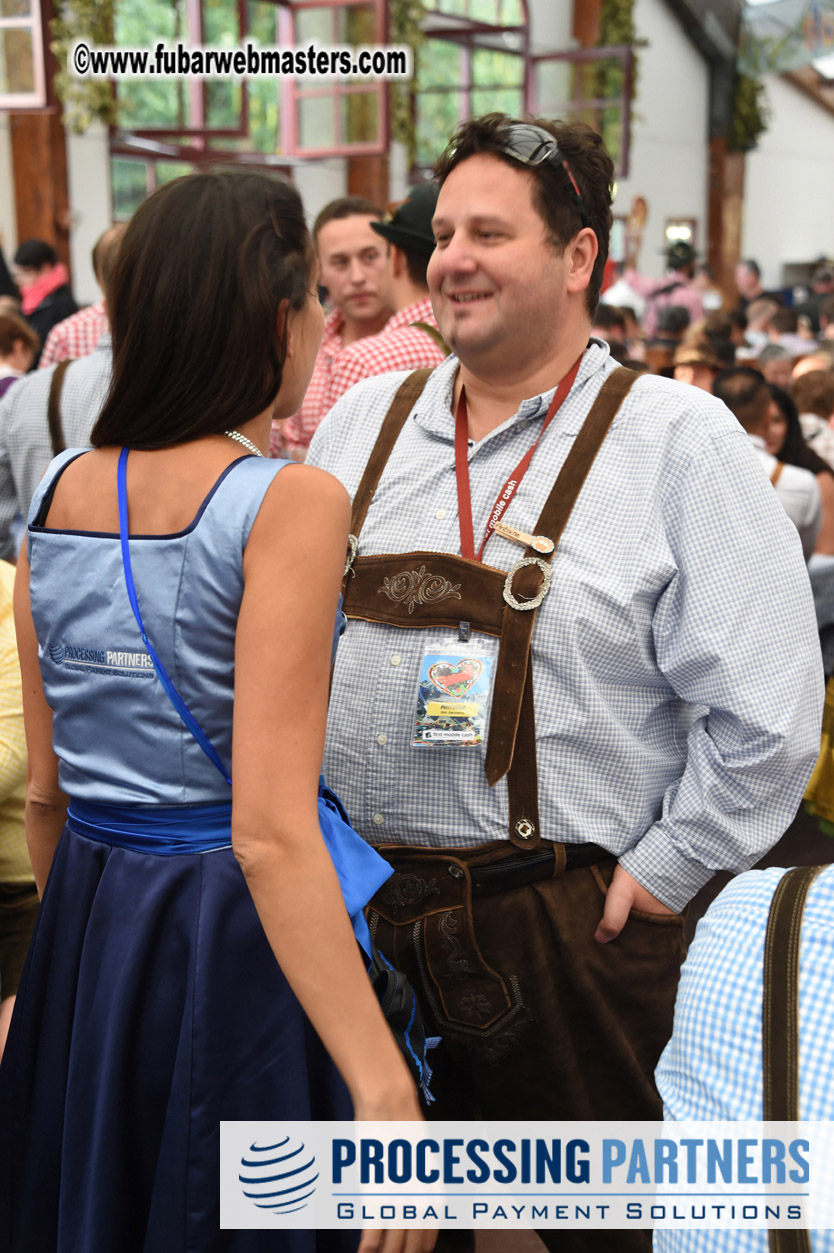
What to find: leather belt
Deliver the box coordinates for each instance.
[469,842,612,897]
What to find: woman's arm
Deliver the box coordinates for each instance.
[232,463,421,1125]
[13,543,68,894]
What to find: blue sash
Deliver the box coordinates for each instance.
[67,787,390,954]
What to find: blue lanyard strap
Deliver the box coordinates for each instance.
[117,447,232,787]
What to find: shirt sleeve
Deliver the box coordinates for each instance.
[0,392,21,562]
[618,426,824,910]
[38,324,64,369]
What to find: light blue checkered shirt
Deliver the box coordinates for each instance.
[308,340,823,910]
[655,865,834,1251]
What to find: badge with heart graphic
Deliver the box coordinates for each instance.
[427,658,484,699]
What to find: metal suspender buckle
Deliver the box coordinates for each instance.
[502,556,552,611]
[344,534,359,578]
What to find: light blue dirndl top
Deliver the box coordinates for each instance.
[26,448,391,948]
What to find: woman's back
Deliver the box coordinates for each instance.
[28,444,288,805]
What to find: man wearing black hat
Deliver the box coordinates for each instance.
[323,182,448,409]
[624,239,704,339]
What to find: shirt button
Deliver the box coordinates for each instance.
[390,654,402,666]
[372,813,384,826]
[435,509,447,520]
[376,733,388,746]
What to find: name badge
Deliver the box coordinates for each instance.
[412,636,497,749]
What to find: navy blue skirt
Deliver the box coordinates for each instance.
[0,826,358,1252]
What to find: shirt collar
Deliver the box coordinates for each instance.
[382,296,436,334]
[321,307,345,352]
[411,336,615,442]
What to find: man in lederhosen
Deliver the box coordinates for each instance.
[307,115,823,1251]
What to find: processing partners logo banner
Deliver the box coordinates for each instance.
[220,1121,834,1232]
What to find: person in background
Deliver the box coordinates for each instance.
[274,196,389,460]
[795,262,834,335]
[691,261,723,311]
[625,240,704,339]
[789,367,834,470]
[768,306,816,358]
[714,365,821,560]
[0,247,18,303]
[11,241,77,366]
[672,340,724,392]
[820,294,834,342]
[0,559,35,1062]
[0,314,39,400]
[591,303,627,344]
[321,183,448,415]
[757,342,793,390]
[655,865,834,1253]
[793,345,834,380]
[38,225,125,369]
[0,226,124,560]
[743,296,781,354]
[734,257,765,310]
[766,383,834,554]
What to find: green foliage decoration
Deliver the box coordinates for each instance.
[729,72,769,152]
[390,0,426,163]
[51,0,117,133]
[592,0,646,169]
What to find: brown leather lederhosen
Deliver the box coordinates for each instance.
[341,364,639,851]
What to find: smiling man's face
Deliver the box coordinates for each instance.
[427,153,572,375]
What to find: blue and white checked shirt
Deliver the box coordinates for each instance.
[0,334,112,560]
[308,340,823,910]
[655,865,834,1251]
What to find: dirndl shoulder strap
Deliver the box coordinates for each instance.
[763,864,824,1253]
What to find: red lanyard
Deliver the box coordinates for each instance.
[455,357,582,562]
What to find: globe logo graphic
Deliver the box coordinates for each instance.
[239,1136,319,1215]
[49,642,65,664]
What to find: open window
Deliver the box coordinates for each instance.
[412,0,528,175]
[279,0,389,157]
[530,45,634,178]
[0,0,47,109]
[111,0,390,206]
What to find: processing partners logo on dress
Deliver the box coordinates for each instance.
[220,1121,834,1233]
[48,641,155,679]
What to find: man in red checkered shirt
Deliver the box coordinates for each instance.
[320,183,448,416]
[39,225,124,369]
[271,197,390,459]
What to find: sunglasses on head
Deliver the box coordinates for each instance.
[490,123,592,230]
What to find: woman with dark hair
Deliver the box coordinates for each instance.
[765,382,834,555]
[0,172,429,1253]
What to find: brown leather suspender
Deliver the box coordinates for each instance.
[47,358,71,457]
[343,365,639,847]
[763,864,823,1253]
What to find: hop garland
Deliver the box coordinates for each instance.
[390,0,426,164]
[729,72,769,152]
[50,0,117,133]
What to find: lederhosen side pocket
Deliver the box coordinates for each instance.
[368,848,516,1036]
